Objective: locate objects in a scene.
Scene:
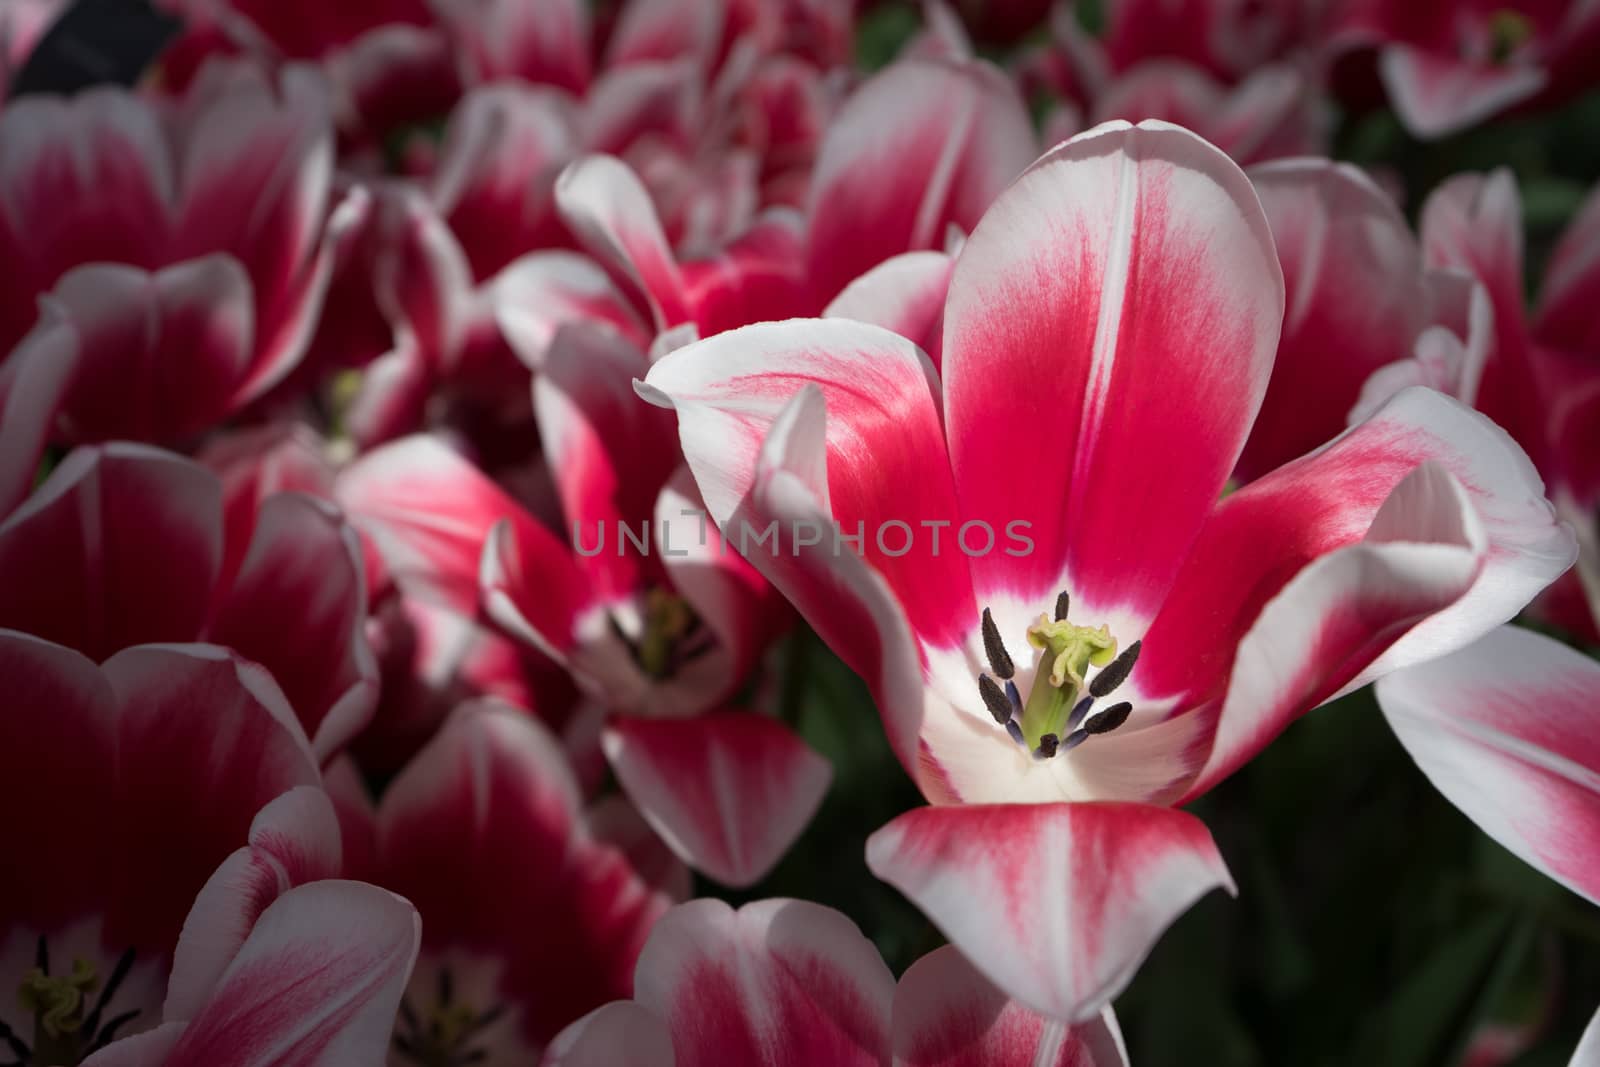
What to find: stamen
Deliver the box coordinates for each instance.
[978,675,1014,724]
[1085,701,1133,735]
[1088,641,1141,698]
[1066,694,1094,731]
[980,608,1014,679]
[1005,720,1025,746]
[1035,733,1059,759]
[1005,680,1021,708]
[1060,728,1090,752]
[1054,591,1070,621]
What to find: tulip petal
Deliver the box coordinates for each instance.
[494,250,650,369]
[602,712,831,887]
[892,944,1128,1067]
[866,802,1234,1023]
[0,443,221,660]
[543,1001,676,1067]
[556,154,691,329]
[206,491,378,759]
[437,0,590,90]
[1183,461,1489,800]
[805,58,1035,305]
[823,250,954,370]
[640,318,974,649]
[1377,626,1600,907]
[633,898,895,1067]
[1137,387,1574,724]
[1379,46,1547,140]
[161,880,420,1067]
[1238,159,1430,481]
[942,119,1283,620]
[1537,181,1600,354]
[378,702,675,1048]
[0,318,78,518]
[1575,1004,1600,1066]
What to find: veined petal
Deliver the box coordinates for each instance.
[892,945,1128,1067]
[1377,626,1600,907]
[160,881,420,1067]
[1537,181,1600,354]
[804,58,1035,306]
[640,318,974,649]
[1184,462,1489,800]
[602,712,831,887]
[1238,158,1430,482]
[823,250,954,371]
[556,154,692,330]
[1379,46,1548,140]
[632,898,895,1067]
[377,702,675,1048]
[535,324,679,601]
[494,250,650,370]
[866,802,1234,1023]
[163,786,344,1022]
[1137,387,1574,718]
[206,491,378,760]
[543,1001,675,1067]
[942,119,1283,620]
[0,443,221,660]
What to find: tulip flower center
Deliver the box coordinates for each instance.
[6,940,141,1066]
[1487,9,1532,63]
[393,967,506,1067]
[613,587,713,680]
[976,592,1141,760]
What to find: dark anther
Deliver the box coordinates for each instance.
[399,998,420,1030]
[35,934,48,973]
[1067,694,1094,731]
[0,1018,29,1061]
[1054,591,1070,621]
[1088,641,1141,698]
[86,1010,141,1054]
[1085,701,1133,735]
[978,674,1014,724]
[981,608,1014,679]
[464,1003,508,1039]
[438,966,454,1007]
[1035,733,1060,758]
[82,947,137,1037]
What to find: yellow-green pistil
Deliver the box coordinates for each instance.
[17,958,97,1064]
[1019,616,1117,751]
[637,587,696,678]
[1489,10,1532,63]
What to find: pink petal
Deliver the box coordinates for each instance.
[100,644,323,952]
[804,58,1035,306]
[823,250,954,370]
[633,898,895,1066]
[604,0,724,70]
[892,945,1128,1067]
[1537,181,1600,354]
[556,154,692,330]
[374,186,474,375]
[1377,625,1600,907]
[494,250,651,369]
[205,491,379,760]
[0,631,117,933]
[79,1023,187,1067]
[1138,387,1574,732]
[1379,46,1548,140]
[161,880,420,1067]
[432,85,580,281]
[343,331,435,449]
[1237,158,1431,481]
[941,120,1283,619]
[440,0,590,90]
[866,802,1234,1023]
[534,324,679,601]
[602,712,831,887]
[580,60,700,158]
[377,702,675,1048]
[679,208,812,334]
[543,1001,675,1067]
[0,318,78,518]
[583,794,695,904]
[0,89,173,351]
[163,786,345,1022]
[1185,461,1490,800]
[639,318,974,649]
[45,257,255,443]
[0,443,221,660]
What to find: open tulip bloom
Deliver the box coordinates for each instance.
[638,119,1577,1023]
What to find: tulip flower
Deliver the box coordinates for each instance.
[639,119,1576,1021]
[544,898,1127,1067]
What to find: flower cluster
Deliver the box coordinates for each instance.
[1,0,1598,1064]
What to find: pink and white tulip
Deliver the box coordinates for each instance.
[544,898,1128,1067]
[640,119,1576,1021]
[0,64,361,445]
